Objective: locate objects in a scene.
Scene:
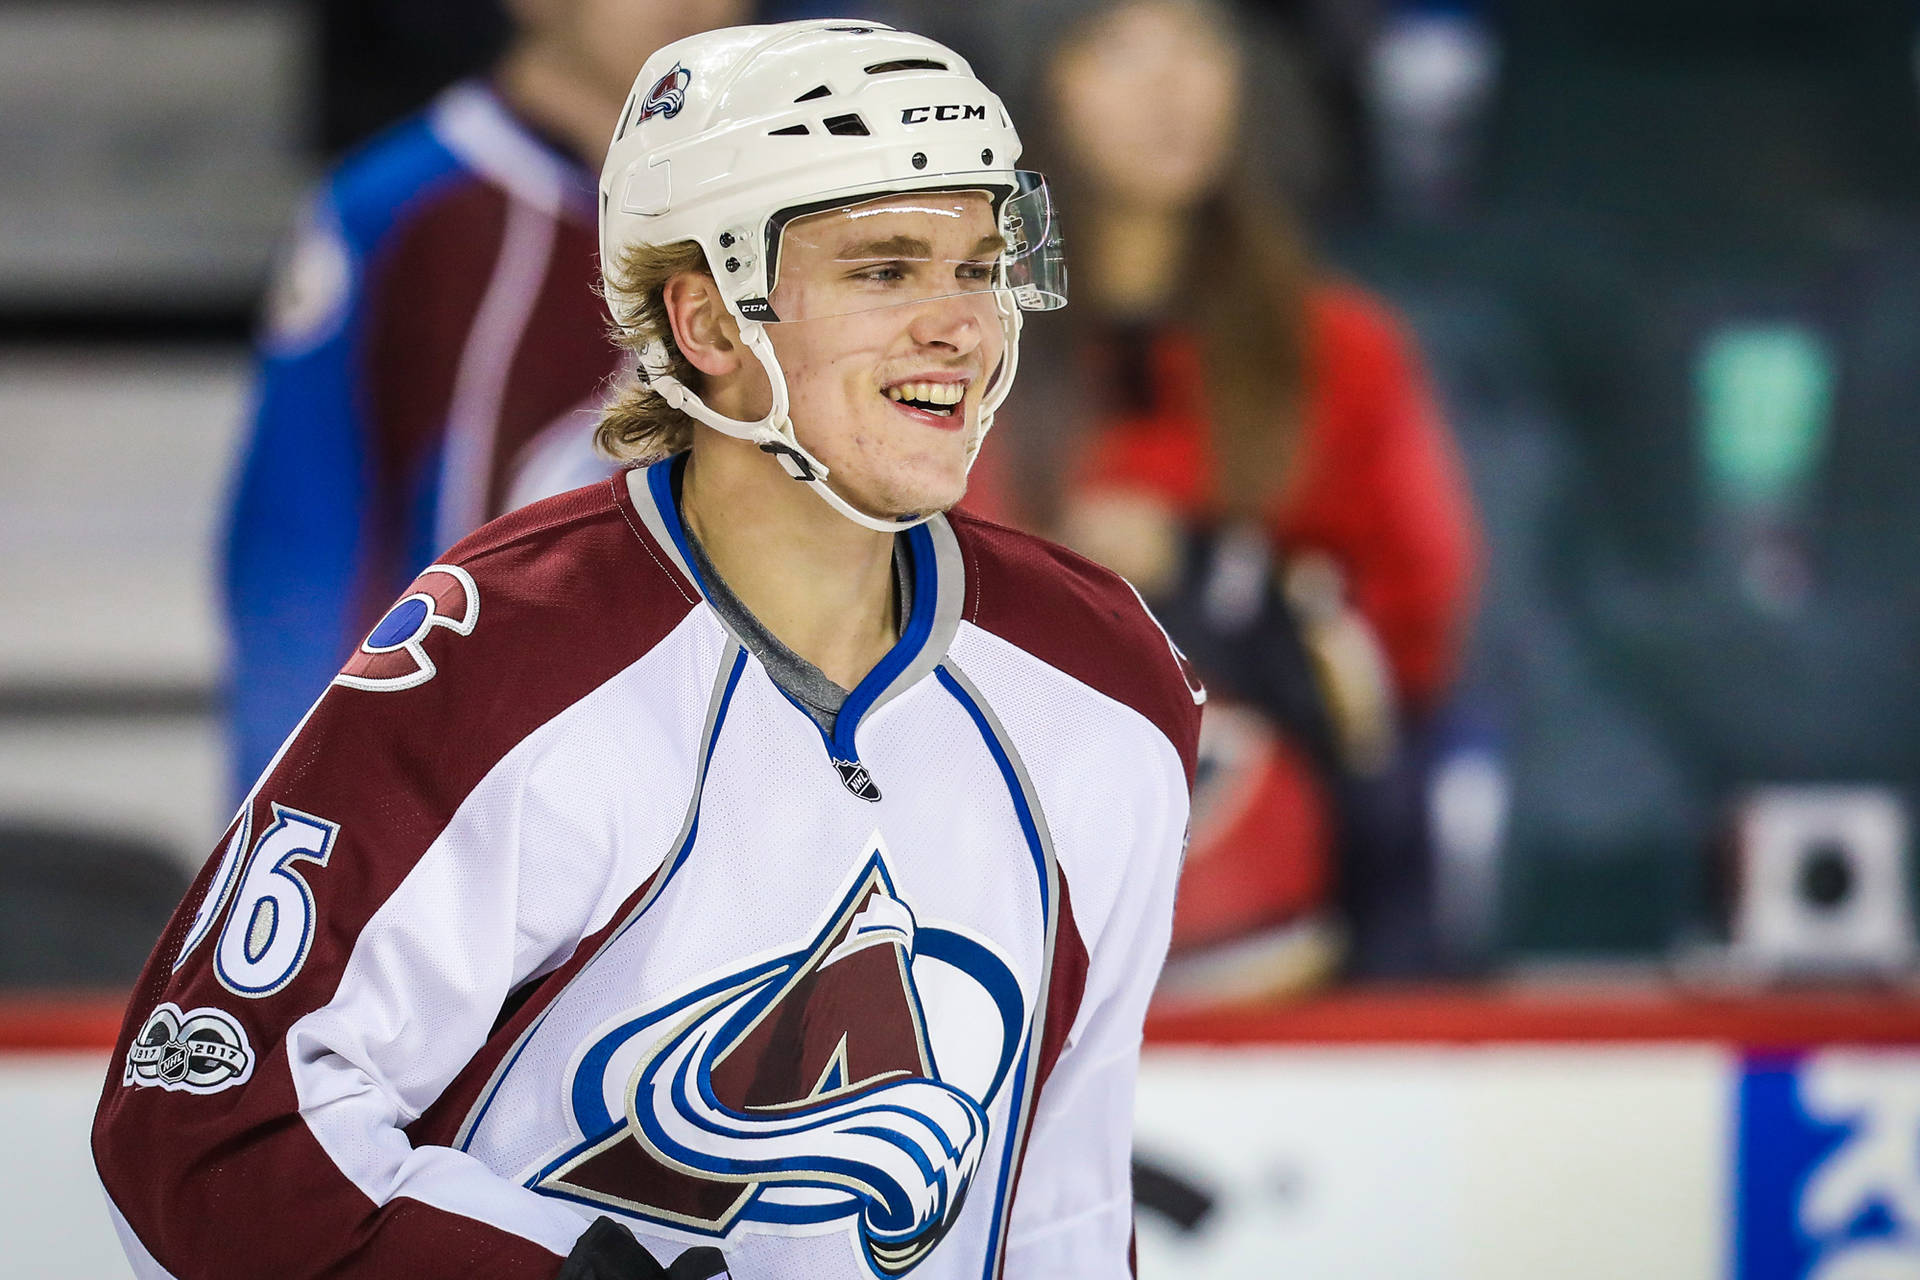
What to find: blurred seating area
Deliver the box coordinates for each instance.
[0,3,310,988]
[1325,0,1920,964]
[4,0,1920,996]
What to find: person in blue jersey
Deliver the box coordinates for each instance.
[224,0,745,795]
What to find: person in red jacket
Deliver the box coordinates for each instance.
[970,0,1481,1004]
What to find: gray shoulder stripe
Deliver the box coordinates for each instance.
[867,512,967,721]
[624,465,701,595]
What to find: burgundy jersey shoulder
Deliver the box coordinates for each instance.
[351,474,696,683]
[312,475,699,814]
[440,469,696,613]
[947,509,1204,787]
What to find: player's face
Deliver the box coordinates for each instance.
[1051,1,1241,211]
[765,192,1008,521]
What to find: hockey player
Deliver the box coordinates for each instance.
[96,20,1201,1280]
[224,0,745,798]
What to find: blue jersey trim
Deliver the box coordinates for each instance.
[644,455,940,771]
[645,456,704,593]
[933,664,1052,1280]
[934,668,1048,898]
[829,521,937,761]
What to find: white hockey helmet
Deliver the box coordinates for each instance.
[599,19,1066,531]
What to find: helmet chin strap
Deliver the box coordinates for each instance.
[738,321,941,534]
[644,331,927,534]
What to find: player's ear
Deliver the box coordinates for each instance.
[663,272,745,378]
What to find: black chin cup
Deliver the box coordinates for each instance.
[758,439,819,481]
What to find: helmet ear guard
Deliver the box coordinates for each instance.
[642,315,918,534]
[643,316,956,535]
[599,20,1064,533]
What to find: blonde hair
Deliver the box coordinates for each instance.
[597,239,712,462]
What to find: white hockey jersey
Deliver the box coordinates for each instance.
[93,457,1203,1280]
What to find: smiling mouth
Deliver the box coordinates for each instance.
[883,380,967,420]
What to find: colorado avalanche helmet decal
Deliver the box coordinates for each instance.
[335,564,480,692]
[639,63,691,122]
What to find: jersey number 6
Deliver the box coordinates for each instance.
[207,805,340,998]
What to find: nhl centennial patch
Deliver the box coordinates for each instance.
[124,1003,255,1095]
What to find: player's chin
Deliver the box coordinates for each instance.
[870,459,968,523]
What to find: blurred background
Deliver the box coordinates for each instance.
[5,0,1920,1274]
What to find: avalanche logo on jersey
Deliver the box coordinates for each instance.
[334,564,479,692]
[640,63,691,122]
[533,837,1026,1276]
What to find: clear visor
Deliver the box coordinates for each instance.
[757,170,1067,325]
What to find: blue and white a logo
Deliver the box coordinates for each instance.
[535,836,1026,1275]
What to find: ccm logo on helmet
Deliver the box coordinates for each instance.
[901,104,988,124]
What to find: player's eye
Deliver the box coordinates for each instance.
[956,260,997,287]
[849,261,914,285]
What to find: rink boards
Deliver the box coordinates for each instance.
[1133,1043,1920,1280]
[9,1034,1919,1277]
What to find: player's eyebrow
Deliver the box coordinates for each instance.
[840,234,934,261]
[838,232,1008,261]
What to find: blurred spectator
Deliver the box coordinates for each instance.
[1233,0,1397,215]
[886,0,1494,219]
[971,0,1481,1003]
[223,0,745,794]
[1363,0,1499,220]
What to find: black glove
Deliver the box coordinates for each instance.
[558,1217,731,1280]
[666,1247,730,1280]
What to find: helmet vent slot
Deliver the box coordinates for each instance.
[865,59,947,74]
[823,114,871,137]
[795,84,833,103]
[768,124,810,136]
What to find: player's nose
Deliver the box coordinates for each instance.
[903,291,988,355]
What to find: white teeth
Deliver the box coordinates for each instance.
[885,381,966,406]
